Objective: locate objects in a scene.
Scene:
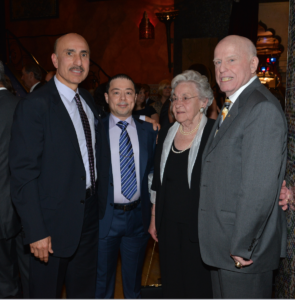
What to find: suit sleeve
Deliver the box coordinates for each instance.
[230,100,286,259]
[9,98,49,244]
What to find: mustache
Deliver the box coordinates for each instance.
[69,66,84,72]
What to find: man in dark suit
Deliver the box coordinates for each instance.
[198,35,287,298]
[0,61,30,298]
[142,83,154,106]
[9,33,109,298]
[21,62,43,92]
[95,74,157,298]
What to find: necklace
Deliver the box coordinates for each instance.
[179,120,201,135]
[171,138,194,154]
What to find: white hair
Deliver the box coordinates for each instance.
[171,70,214,114]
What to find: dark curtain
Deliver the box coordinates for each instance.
[228,0,259,45]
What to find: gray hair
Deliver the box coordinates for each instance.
[0,61,5,85]
[171,70,214,114]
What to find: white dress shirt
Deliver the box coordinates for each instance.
[30,82,40,92]
[54,76,97,189]
[109,114,140,203]
[227,75,257,110]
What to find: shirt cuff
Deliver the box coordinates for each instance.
[139,115,145,121]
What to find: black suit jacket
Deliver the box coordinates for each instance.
[0,90,21,240]
[31,82,43,92]
[9,78,109,257]
[152,119,215,241]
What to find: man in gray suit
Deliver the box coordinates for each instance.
[0,61,30,298]
[198,35,287,298]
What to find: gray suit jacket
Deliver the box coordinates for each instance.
[0,90,21,239]
[198,78,287,273]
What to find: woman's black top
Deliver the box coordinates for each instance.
[133,105,157,118]
[152,119,215,242]
[165,144,191,223]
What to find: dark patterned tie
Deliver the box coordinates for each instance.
[74,93,96,192]
[116,121,137,201]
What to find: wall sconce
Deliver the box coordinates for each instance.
[156,10,179,73]
[139,12,155,39]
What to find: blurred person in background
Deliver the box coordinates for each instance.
[152,79,174,127]
[21,62,43,92]
[142,83,154,106]
[0,61,30,298]
[133,84,159,123]
[45,70,56,82]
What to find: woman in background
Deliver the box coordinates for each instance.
[152,80,174,127]
[133,84,159,123]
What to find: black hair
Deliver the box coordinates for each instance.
[23,62,43,81]
[105,74,136,94]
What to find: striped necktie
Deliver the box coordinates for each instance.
[116,121,137,201]
[74,93,96,192]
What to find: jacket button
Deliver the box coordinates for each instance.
[248,247,252,251]
[110,183,113,187]
[80,200,85,204]
[110,203,113,206]
[81,176,85,180]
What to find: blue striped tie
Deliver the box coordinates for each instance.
[116,121,137,201]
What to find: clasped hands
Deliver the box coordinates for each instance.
[30,236,53,263]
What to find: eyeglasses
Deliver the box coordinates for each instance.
[170,95,198,103]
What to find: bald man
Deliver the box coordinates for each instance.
[198,35,287,298]
[9,33,109,298]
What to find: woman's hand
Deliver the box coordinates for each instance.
[148,204,158,242]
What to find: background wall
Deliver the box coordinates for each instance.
[258,2,289,87]
[5,0,175,85]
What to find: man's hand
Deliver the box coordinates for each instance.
[148,204,158,242]
[279,180,295,211]
[144,116,161,131]
[231,254,253,268]
[30,236,53,263]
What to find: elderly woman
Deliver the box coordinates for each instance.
[149,70,214,298]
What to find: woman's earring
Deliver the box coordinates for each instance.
[200,107,205,114]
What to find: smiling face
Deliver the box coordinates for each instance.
[213,36,258,97]
[172,82,208,125]
[51,33,90,91]
[105,78,137,120]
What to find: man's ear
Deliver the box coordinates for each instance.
[104,93,109,104]
[51,53,58,69]
[250,56,259,74]
[134,94,137,103]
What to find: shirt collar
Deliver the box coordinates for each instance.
[0,87,7,91]
[54,75,79,102]
[109,113,135,129]
[228,75,257,104]
[30,82,40,92]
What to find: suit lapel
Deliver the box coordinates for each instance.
[134,118,148,184]
[102,115,110,144]
[79,89,100,120]
[50,80,83,162]
[207,100,239,154]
